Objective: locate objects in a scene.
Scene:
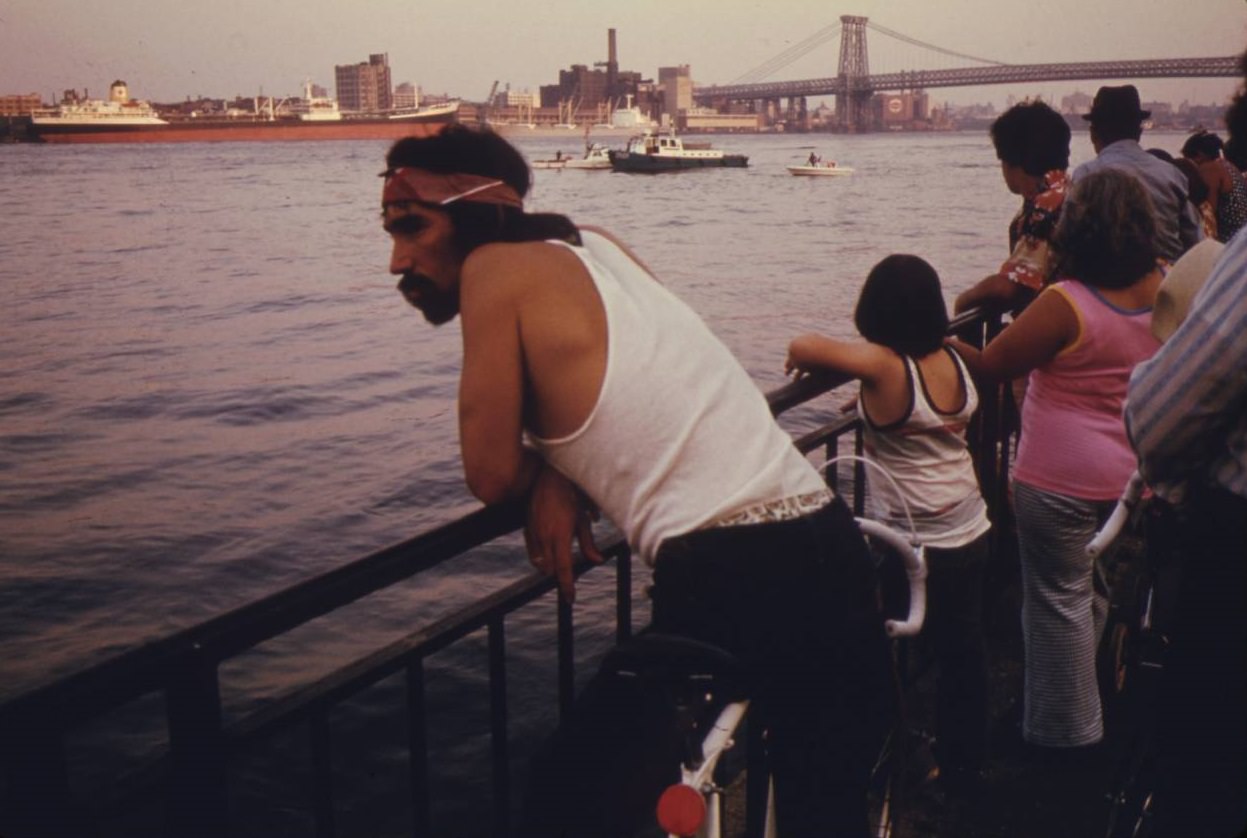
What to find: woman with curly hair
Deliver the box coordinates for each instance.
[954,168,1162,755]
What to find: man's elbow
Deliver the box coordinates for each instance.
[466,467,520,506]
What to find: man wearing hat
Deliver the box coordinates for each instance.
[1073,84,1202,262]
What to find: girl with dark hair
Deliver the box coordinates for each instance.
[954,168,1162,758]
[787,254,992,795]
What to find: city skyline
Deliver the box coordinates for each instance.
[4,0,1245,110]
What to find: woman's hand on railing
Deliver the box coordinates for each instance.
[523,463,604,604]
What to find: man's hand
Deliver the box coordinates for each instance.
[523,464,604,604]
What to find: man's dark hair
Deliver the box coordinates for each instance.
[1147,147,1175,164]
[991,101,1071,176]
[1182,130,1224,160]
[854,254,949,357]
[1151,147,1210,204]
[1173,156,1210,205]
[1054,169,1157,290]
[385,125,579,253]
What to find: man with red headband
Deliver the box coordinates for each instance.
[382,126,892,837]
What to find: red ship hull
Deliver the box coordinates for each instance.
[31,116,454,145]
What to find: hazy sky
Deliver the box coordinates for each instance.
[3,0,1245,108]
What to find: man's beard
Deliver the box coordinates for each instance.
[397,273,458,325]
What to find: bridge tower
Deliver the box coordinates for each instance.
[836,15,874,132]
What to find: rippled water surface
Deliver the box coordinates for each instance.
[2,129,1142,833]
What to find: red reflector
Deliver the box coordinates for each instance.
[656,783,706,836]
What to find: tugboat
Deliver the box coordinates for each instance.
[608,130,748,173]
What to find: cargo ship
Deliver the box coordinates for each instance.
[29,80,459,145]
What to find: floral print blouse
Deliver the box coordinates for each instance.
[1002,169,1069,292]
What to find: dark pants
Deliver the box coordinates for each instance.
[1151,486,1247,838]
[519,496,894,837]
[924,534,990,775]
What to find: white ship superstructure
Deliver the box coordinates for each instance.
[32,80,168,127]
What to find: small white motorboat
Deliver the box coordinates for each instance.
[563,143,612,170]
[532,143,612,171]
[787,161,855,177]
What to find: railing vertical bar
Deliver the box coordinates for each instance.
[853,425,867,517]
[164,651,227,838]
[488,619,510,838]
[0,716,77,837]
[824,437,838,493]
[557,595,575,722]
[310,709,335,838]
[615,548,633,644]
[406,659,431,836]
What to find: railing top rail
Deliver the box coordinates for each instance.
[2,501,523,721]
[0,306,1002,728]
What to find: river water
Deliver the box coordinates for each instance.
[1,129,1174,835]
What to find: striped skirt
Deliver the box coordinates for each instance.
[1013,481,1115,747]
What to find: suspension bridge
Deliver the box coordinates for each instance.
[694,16,1239,131]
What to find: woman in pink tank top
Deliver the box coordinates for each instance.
[954,169,1162,761]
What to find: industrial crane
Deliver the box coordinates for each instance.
[480,80,499,126]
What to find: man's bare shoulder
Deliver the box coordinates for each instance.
[459,239,591,313]
[464,240,582,282]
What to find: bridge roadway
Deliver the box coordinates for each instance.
[694,56,1240,102]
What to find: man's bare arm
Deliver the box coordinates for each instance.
[457,243,605,602]
[457,252,536,504]
[954,273,1034,314]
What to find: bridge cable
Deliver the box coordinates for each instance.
[731,24,841,84]
[730,23,842,84]
[866,22,1008,66]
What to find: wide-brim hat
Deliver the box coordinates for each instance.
[1082,84,1152,124]
[1152,239,1225,343]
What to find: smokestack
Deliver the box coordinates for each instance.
[607,28,619,101]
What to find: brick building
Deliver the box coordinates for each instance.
[334,54,393,113]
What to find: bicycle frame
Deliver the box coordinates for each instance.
[655,517,927,838]
[1087,471,1146,559]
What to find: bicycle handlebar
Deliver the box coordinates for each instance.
[856,518,927,638]
[1086,471,1146,559]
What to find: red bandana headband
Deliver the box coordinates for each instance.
[382,167,524,209]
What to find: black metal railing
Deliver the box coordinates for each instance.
[0,308,1013,838]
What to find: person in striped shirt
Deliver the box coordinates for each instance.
[1124,52,1247,836]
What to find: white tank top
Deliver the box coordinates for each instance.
[527,231,828,563]
[858,347,991,549]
